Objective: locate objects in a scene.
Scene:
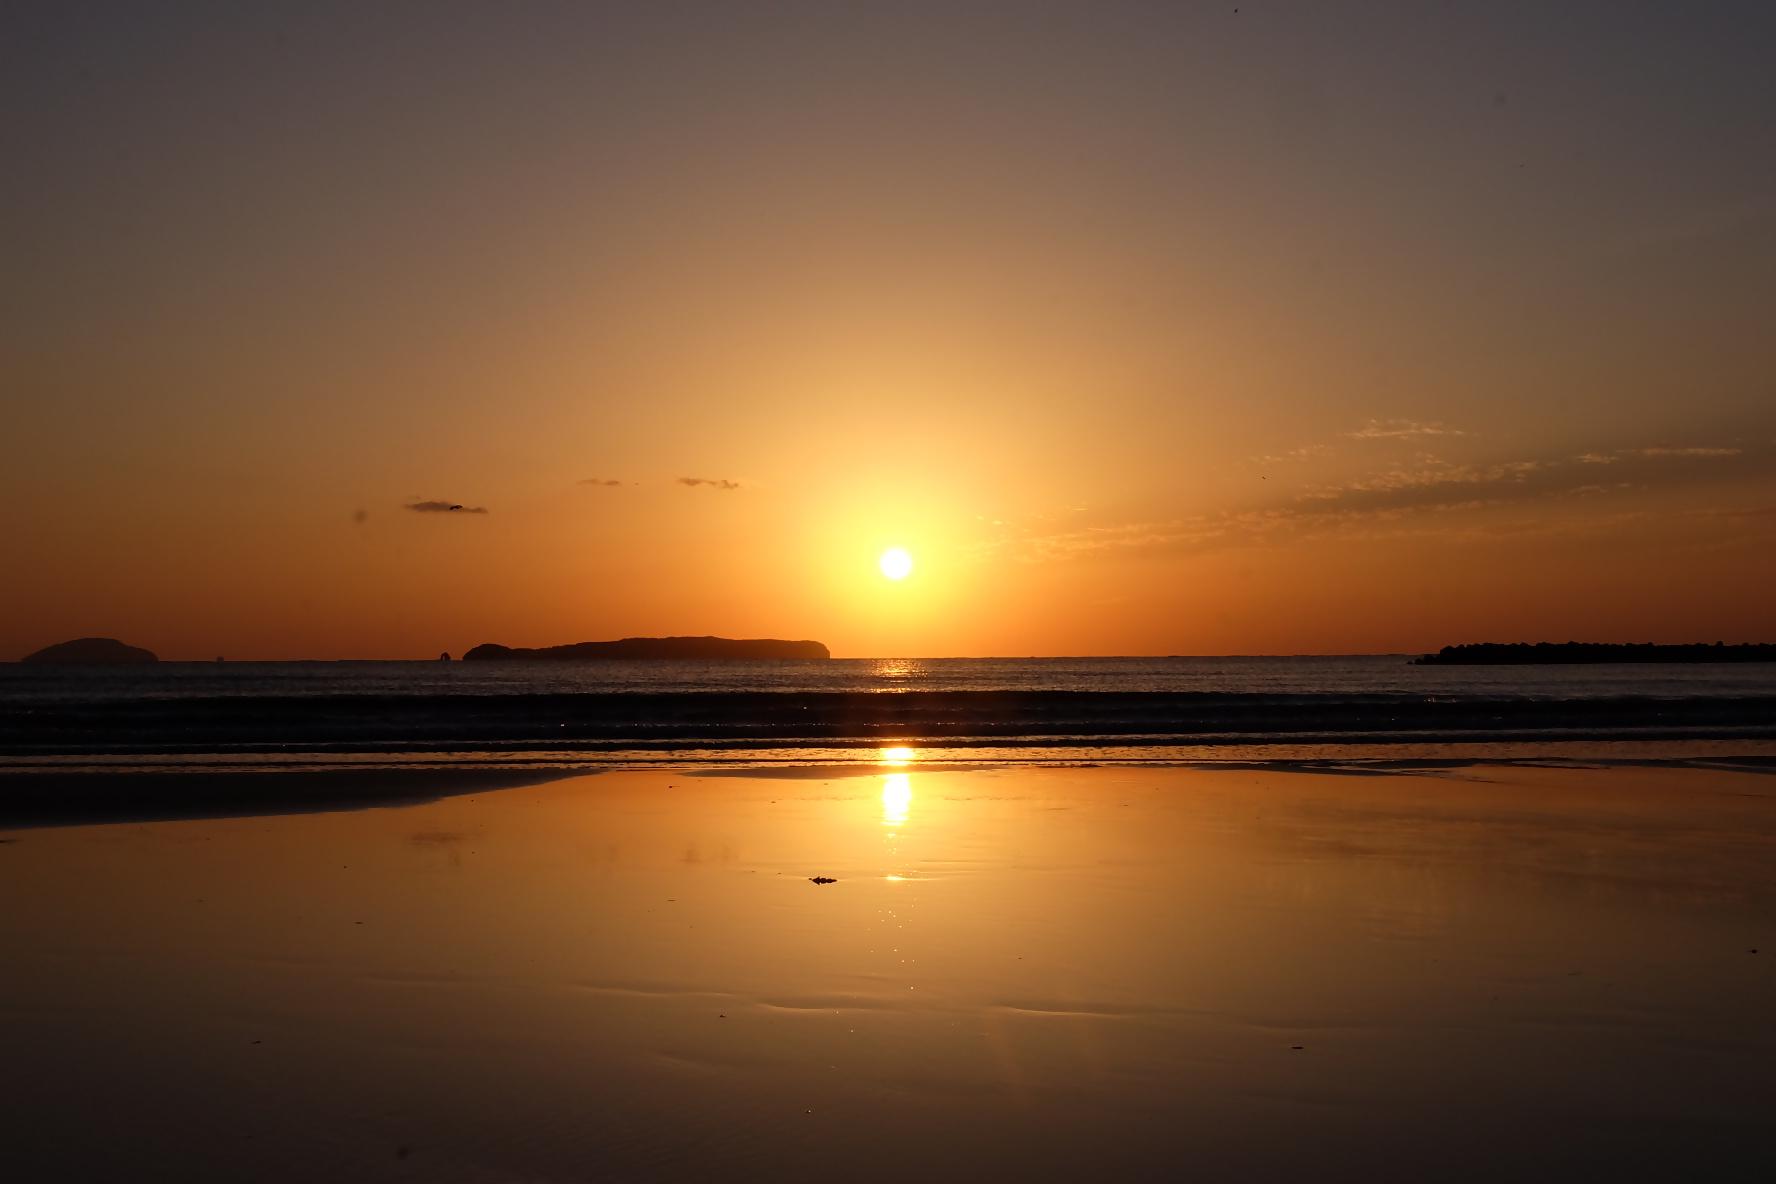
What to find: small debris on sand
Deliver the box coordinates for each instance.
[809,876,837,884]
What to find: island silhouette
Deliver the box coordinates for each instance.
[463,636,830,661]
[22,637,159,665]
[1414,642,1776,665]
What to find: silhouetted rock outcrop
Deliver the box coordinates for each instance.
[21,637,159,665]
[1413,642,1776,665]
[463,636,830,661]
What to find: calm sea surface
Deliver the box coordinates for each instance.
[5,656,1776,772]
[11,654,1776,700]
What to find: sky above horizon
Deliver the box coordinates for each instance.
[6,1,1774,659]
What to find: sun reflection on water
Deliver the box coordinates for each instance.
[881,745,915,767]
[871,659,924,683]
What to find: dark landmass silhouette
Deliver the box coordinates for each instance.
[21,637,158,665]
[463,636,830,661]
[1414,642,1776,665]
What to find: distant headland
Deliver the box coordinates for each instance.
[1413,642,1776,666]
[21,637,159,665]
[462,636,831,661]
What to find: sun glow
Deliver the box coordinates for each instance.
[878,547,913,581]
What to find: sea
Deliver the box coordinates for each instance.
[5,655,1776,773]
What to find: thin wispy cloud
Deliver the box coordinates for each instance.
[1254,420,1464,466]
[406,500,488,514]
[1253,443,1331,465]
[677,477,742,490]
[988,439,1770,564]
[1305,459,1542,499]
[1346,419,1466,440]
[1293,443,1748,518]
[1576,446,1740,464]
[578,478,626,487]
[1626,446,1742,458]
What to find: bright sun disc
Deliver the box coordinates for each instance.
[878,547,913,580]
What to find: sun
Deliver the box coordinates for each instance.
[878,547,914,581]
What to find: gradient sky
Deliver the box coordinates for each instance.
[6,1,1774,658]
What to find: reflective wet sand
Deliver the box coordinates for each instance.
[4,763,1774,1181]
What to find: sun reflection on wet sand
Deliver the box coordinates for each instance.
[881,772,912,828]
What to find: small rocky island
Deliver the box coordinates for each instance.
[21,637,159,665]
[463,636,830,661]
[1413,642,1776,665]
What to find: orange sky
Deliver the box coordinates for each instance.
[7,2,1774,658]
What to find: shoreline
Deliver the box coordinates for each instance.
[0,766,583,829]
[6,752,1776,830]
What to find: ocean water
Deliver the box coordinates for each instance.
[4,655,1776,772]
[12,653,1776,700]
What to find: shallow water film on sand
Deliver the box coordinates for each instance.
[4,763,1774,1181]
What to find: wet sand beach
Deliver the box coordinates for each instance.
[4,762,1774,1181]
[0,767,581,828]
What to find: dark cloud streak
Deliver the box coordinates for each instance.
[993,440,1769,563]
